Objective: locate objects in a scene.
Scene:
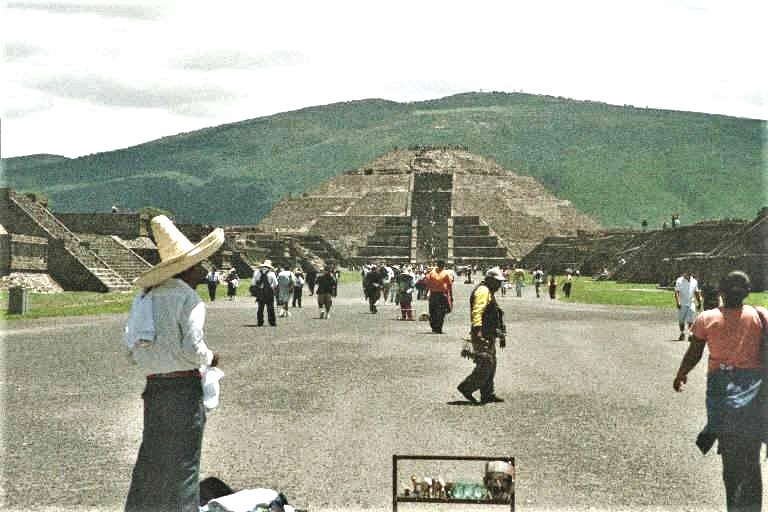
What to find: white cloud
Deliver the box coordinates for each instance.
[2,0,765,158]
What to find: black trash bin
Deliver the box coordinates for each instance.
[8,286,29,315]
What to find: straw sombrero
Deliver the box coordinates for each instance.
[259,259,274,270]
[134,215,224,288]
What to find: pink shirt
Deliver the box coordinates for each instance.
[691,305,767,373]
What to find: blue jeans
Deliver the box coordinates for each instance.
[125,376,206,512]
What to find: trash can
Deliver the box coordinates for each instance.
[8,286,29,315]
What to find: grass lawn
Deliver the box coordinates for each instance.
[2,276,766,321]
[558,278,768,308]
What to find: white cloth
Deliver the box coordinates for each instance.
[204,489,295,512]
[675,276,699,306]
[124,292,155,350]
[127,278,214,375]
[201,366,224,411]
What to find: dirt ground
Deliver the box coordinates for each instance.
[2,277,757,511]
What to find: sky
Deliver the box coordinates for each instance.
[2,0,766,159]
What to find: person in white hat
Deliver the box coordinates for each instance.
[124,215,223,512]
[251,260,278,326]
[457,266,507,405]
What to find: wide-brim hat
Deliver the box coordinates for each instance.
[259,259,274,270]
[134,215,224,288]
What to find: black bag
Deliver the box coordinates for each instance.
[250,271,270,299]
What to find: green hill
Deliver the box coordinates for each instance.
[2,92,764,227]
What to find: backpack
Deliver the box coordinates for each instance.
[250,270,271,299]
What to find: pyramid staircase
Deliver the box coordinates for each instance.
[8,190,133,291]
[354,217,412,265]
[77,234,152,284]
[451,216,510,266]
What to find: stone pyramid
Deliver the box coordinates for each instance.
[256,148,601,264]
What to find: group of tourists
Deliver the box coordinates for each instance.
[250,260,337,324]
[121,215,766,512]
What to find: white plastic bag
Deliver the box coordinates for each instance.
[202,366,225,411]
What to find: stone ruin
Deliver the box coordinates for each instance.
[256,148,602,266]
[0,188,342,292]
[520,209,768,291]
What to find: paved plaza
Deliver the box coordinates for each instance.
[2,278,746,511]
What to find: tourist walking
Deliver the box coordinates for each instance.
[457,267,506,405]
[548,275,557,300]
[397,267,416,320]
[225,268,239,300]
[425,260,453,334]
[315,266,337,319]
[532,267,544,298]
[205,267,220,301]
[562,272,573,298]
[292,269,304,308]
[363,265,383,313]
[306,268,317,296]
[673,271,766,512]
[252,260,278,327]
[276,266,295,318]
[675,270,703,341]
[381,265,393,304]
[512,268,526,298]
[123,215,222,512]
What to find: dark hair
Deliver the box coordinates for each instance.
[436,260,446,268]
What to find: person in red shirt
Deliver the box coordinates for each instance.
[424,260,453,334]
[673,271,767,512]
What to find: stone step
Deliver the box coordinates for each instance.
[453,236,500,247]
[454,246,508,257]
[453,225,490,236]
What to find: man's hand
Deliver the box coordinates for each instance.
[673,373,687,392]
[211,352,220,367]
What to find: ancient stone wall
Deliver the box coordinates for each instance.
[660,254,767,291]
[347,192,409,216]
[6,234,49,273]
[56,213,149,238]
[309,216,389,257]
[257,197,354,233]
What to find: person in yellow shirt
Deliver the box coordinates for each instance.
[457,267,506,405]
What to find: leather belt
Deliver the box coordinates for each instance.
[147,369,201,380]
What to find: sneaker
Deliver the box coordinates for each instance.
[319,311,325,319]
[687,334,694,342]
[325,312,330,320]
[481,395,505,404]
[677,333,685,341]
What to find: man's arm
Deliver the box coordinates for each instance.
[673,337,705,391]
[674,289,681,308]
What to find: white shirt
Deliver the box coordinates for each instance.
[127,278,214,375]
[675,276,699,307]
[251,268,278,289]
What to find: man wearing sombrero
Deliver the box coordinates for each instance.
[123,215,223,512]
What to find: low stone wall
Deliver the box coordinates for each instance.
[0,233,50,275]
[658,254,767,291]
[56,213,149,238]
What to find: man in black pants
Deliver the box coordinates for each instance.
[458,267,506,405]
[252,260,277,326]
[424,260,453,334]
[363,265,383,313]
